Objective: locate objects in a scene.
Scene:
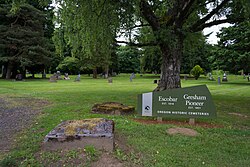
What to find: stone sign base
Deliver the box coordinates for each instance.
[44,118,114,151]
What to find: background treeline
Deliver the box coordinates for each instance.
[0,1,249,79]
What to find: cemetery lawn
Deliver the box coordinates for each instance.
[0,74,249,166]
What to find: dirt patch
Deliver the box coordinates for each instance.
[91,152,124,167]
[0,96,49,155]
[133,118,223,128]
[167,127,199,136]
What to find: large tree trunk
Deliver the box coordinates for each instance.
[6,63,14,79]
[1,65,7,78]
[105,66,109,78]
[154,34,183,91]
[93,67,97,78]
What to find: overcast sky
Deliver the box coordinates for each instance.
[203,23,232,44]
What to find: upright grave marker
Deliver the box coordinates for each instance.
[138,85,216,119]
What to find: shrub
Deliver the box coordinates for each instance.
[190,65,204,80]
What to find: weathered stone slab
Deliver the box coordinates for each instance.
[44,118,114,151]
[92,102,134,115]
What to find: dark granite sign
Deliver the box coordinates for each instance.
[137,85,216,118]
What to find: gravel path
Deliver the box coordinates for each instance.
[0,96,49,153]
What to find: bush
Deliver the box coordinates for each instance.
[190,65,204,80]
[211,70,224,75]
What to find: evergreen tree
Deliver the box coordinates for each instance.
[216,21,250,74]
[0,2,54,79]
[117,46,141,73]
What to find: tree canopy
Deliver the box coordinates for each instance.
[215,20,250,73]
[0,1,54,79]
[7,0,250,89]
[52,0,249,90]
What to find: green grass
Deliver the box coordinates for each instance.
[0,74,249,166]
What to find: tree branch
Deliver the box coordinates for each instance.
[176,0,196,26]
[116,40,157,47]
[139,0,160,31]
[198,0,216,8]
[129,23,150,30]
[191,19,233,32]
[190,0,230,31]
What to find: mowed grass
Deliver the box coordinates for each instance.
[0,74,249,166]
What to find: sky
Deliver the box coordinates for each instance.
[203,23,232,44]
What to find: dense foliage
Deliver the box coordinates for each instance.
[4,0,250,86]
[117,46,140,73]
[0,1,54,79]
[50,0,250,90]
[214,21,250,74]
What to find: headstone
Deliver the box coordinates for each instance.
[112,72,117,77]
[15,73,23,81]
[218,76,221,85]
[108,77,113,83]
[49,74,57,82]
[241,70,244,76]
[56,71,62,80]
[222,72,228,82]
[130,72,135,82]
[64,73,70,80]
[184,75,187,80]
[42,73,46,79]
[44,118,114,151]
[101,72,106,78]
[243,74,246,79]
[75,74,80,82]
[208,73,214,81]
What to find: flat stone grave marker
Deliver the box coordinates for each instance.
[44,118,114,151]
[92,102,134,115]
